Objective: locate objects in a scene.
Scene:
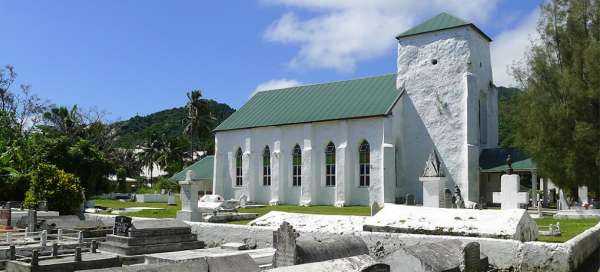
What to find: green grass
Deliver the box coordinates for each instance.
[93,200,599,243]
[534,217,599,243]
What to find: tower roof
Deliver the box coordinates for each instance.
[396,12,491,41]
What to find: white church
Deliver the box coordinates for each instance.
[211,13,508,207]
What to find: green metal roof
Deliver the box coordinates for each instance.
[396,12,491,41]
[480,148,537,173]
[214,74,401,132]
[168,155,214,182]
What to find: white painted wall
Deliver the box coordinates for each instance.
[213,117,388,206]
[395,26,496,202]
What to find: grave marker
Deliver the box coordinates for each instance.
[113,215,133,236]
[492,174,528,210]
[27,209,37,232]
[419,150,448,208]
[370,202,382,216]
[578,186,589,204]
[0,208,12,230]
[463,242,480,272]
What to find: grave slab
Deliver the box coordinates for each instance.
[363,204,538,241]
[143,247,274,267]
[265,255,387,272]
[5,252,120,272]
[249,211,367,234]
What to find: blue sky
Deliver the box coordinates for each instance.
[1,0,543,121]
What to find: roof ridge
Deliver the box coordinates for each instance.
[254,73,397,95]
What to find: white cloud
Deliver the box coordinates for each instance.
[251,78,302,97]
[264,0,499,72]
[491,9,540,87]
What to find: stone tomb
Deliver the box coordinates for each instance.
[272,221,370,267]
[266,255,389,272]
[363,204,538,241]
[5,251,120,272]
[382,240,488,272]
[99,216,205,255]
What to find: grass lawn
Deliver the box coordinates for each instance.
[93,199,599,243]
[534,217,599,243]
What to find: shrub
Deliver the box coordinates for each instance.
[24,163,84,214]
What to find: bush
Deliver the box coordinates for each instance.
[24,163,84,214]
[157,178,178,192]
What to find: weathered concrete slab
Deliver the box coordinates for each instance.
[206,253,259,272]
[144,247,274,267]
[249,211,367,234]
[381,240,488,272]
[554,209,600,219]
[363,204,538,241]
[265,255,386,272]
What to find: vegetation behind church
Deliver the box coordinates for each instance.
[506,0,600,191]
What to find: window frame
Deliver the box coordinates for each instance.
[358,140,370,187]
[235,148,243,187]
[263,146,271,186]
[292,144,302,187]
[325,142,336,187]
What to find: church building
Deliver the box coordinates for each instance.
[211,13,501,207]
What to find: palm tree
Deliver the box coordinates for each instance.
[184,90,213,160]
[42,105,82,137]
[138,132,162,186]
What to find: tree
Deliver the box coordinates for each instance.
[23,163,84,214]
[42,105,83,137]
[510,0,600,190]
[184,90,213,158]
[138,131,163,185]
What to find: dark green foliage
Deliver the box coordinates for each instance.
[23,163,84,214]
[497,86,521,147]
[112,100,234,149]
[510,0,600,190]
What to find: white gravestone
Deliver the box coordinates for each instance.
[176,170,203,222]
[167,191,176,206]
[578,186,589,204]
[419,151,448,208]
[492,174,528,210]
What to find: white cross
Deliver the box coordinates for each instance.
[493,174,529,210]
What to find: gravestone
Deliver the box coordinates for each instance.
[240,195,248,208]
[99,216,205,255]
[37,201,48,212]
[28,209,37,232]
[0,208,12,230]
[558,189,569,210]
[381,240,487,272]
[370,202,382,216]
[363,204,538,241]
[405,194,415,206]
[167,190,176,206]
[272,221,369,267]
[578,186,589,204]
[176,170,203,222]
[419,151,448,208]
[492,174,528,210]
[443,188,453,208]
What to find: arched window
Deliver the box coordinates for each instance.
[292,145,302,187]
[263,146,271,186]
[359,141,370,187]
[235,148,243,186]
[325,142,336,187]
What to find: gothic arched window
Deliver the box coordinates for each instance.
[292,144,302,187]
[263,146,271,186]
[359,140,370,187]
[325,142,336,187]
[235,148,243,186]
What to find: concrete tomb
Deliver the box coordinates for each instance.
[363,204,538,241]
[492,174,528,210]
[99,216,205,255]
[266,255,389,272]
[272,221,369,268]
[250,211,367,234]
[143,247,274,268]
[381,240,487,272]
[5,248,121,272]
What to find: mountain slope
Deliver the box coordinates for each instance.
[112,99,235,148]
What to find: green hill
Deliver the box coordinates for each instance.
[112,99,235,148]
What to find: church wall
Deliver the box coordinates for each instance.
[213,116,386,206]
[395,26,490,203]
